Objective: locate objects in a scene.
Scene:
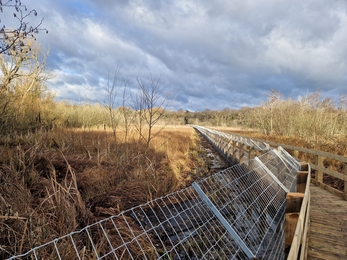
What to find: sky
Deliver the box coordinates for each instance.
[4,0,347,111]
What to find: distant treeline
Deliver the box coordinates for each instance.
[2,70,347,145]
[170,90,347,143]
[179,91,347,142]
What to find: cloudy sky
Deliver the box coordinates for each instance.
[7,0,347,111]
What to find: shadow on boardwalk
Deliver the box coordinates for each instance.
[308,184,347,260]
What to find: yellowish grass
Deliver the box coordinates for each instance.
[150,126,196,178]
[0,125,207,258]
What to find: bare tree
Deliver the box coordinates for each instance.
[104,66,133,144]
[133,75,172,149]
[104,67,122,142]
[0,0,48,55]
[120,80,135,143]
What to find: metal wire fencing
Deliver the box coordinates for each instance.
[8,128,300,260]
[193,125,301,192]
[256,147,301,192]
[192,126,269,164]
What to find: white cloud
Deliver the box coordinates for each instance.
[24,0,347,110]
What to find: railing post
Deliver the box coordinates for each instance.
[249,147,254,161]
[315,155,324,183]
[228,140,233,157]
[343,163,347,195]
[285,193,303,251]
[232,140,237,163]
[240,143,245,163]
[293,150,299,159]
[298,162,309,193]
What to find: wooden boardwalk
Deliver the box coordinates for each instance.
[307,184,347,260]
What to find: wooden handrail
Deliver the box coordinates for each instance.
[224,132,347,200]
[286,162,311,259]
[224,132,347,162]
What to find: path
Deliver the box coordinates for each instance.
[307,184,347,259]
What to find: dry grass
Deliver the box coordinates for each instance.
[0,125,209,258]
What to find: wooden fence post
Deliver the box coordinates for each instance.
[285,193,303,252]
[249,147,254,161]
[315,155,324,183]
[240,143,245,163]
[293,150,299,159]
[228,140,232,157]
[344,163,347,195]
[232,141,237,163]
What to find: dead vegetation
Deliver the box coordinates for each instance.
[0,126,211,258]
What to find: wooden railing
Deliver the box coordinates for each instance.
[224,133,347,200]
[286,162,311,259]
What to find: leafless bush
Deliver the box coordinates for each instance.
[250,91,347,143]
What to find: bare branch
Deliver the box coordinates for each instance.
[0,1,47,55]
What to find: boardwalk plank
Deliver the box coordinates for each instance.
[308,249,344,260]
[309,228,345,241]
[309,219,347,227]
[307,184,347,260]
[309,232,346,247]
[308,240,346,257]
[310,222,343,233]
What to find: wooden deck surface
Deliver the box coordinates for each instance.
[307,184,347,260]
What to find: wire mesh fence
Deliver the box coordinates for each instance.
[256,147,301,192]
[193,126,270,152]
[193,161,287,259]
[8,127,300,260]
[192,126,269,164]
